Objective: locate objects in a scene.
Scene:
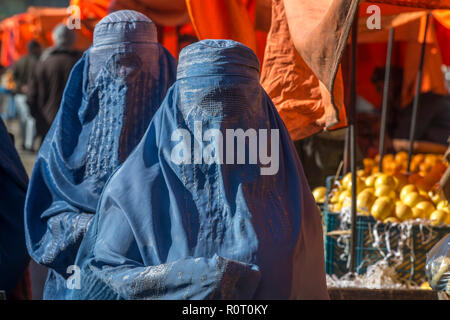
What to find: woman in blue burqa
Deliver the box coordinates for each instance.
[24,10,176,300]
[0,119,30,299]
[71,40,329,300]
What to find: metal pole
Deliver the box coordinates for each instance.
[378,28,395,173]
[349,12,359,274]
[407,13,431,172]
[343,127,350,174]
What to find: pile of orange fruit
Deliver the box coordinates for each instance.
[312,152,450,226]
[363,152,446,181]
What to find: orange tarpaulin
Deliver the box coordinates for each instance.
[260,0,354,141]
[0,13,33,67]
[186,0,257,54]
[110,0,189,26]
[186,0,271,63]
[0,8,69,67]
[70,0,196,58]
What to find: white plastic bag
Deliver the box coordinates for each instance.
[426,234,450,294]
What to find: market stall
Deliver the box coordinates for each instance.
[308,0,450,296]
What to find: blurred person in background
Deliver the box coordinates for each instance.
[371,67,450,155]
[0,67,17,120]
[12,40,42,151]
[27,24,81,144]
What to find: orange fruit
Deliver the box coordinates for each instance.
[312,187,327,203]
[395,203,413,221]
[375,174,396,189]
[395,151,408,164]
[429,210,450,226]
[371,196,394,221]
[363,158,376,170]
[403,192,424,208]
[357,190,375,213]
[400,185,418,202]
[375,185,396,200]
[415,201,435,218]
[412,207,425,219]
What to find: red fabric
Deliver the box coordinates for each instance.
[435,18,450,65]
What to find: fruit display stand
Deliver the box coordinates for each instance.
[324,211,450,283]
[319,164,450,285]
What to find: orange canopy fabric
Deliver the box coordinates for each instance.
[260,0,353,141]
[110,0,189,26]
[435,16,450,65]
[70,0,196,57]
[186,0,258,58]
[0,8,69,67]
[0,13,32,67]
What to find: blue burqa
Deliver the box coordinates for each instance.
[0,119,29,298]
[71,40,329,300]
[24,10,176,300]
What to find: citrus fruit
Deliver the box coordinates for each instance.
[429,210,450,226]
[357,190,375,213]
[400,185,418,202]
[412,207,425,219]
[371,196,394,221]
[415,201,435,218]
[375,185,396,200]
[374,174,396,189]
[395,203,413,221]
[403,192,424,208]
[312,187,326,203]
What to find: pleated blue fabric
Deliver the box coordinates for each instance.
[0,119,29,298]
[24,10,176,299]
[71,40,328,300]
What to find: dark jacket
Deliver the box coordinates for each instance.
[12,54,39,94]
[27,48,81,138]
